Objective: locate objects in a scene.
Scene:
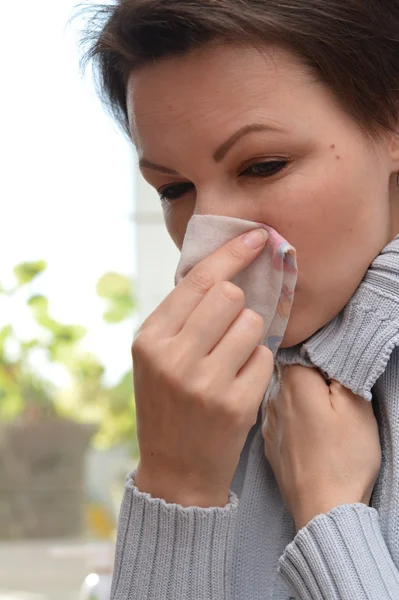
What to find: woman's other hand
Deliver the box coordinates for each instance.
[262,365,382,531]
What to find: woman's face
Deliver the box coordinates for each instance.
[127,42,399,347]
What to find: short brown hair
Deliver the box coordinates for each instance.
[81,0,399,140]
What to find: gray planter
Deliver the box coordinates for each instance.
[0,418,96,539]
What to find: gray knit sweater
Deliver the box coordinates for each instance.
[111,235,399,599]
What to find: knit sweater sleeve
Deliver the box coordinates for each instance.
[278,503,399,599]
[110,469,239,600]
[276,235,399,599]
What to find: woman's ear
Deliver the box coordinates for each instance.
[387,128,399,172]
[387,129,399,239]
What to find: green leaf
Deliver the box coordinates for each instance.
[28,295,48,310]
[28,297,87,343]
[103,297,135,323]
[52,324,87,344]
[14,261,47,285]
[62,351,104,381]
[0,325,12,348]
[28,294,49,318]
[28,294,56,330]
[96,273,132,298]
[20,338,40,352]
[96,273,136,323]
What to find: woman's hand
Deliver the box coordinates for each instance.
[261,365,382,531]
[133,228,274,508]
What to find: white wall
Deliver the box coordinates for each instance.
[133,174,180,325]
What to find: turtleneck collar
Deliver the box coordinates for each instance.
[277,235,399,401]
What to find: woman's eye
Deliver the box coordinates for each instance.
[158,182,194,201]
[157,160,287,201]
[241,160,288,177]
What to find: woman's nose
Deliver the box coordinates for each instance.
[193,191,247,220]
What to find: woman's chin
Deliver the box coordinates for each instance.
[280,314,320,349]
[279,330,306,349]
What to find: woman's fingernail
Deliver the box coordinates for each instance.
[243,228,269,249]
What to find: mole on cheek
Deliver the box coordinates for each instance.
[330,143,340,158]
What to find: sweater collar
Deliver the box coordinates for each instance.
[277,235,399,400]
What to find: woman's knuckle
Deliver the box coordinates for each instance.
[131,330,152,360]
[258,344,273,362]
[197,369,218,395]
[162,366,183,389]
[227,243,245,262]
[243,308,264,330]
[182,362,204,390]
[222,399,241,423]
[187,267,214,293]
[261,343,273,356]
[189,370,225,405]
[160,348,188,383]
[242,307,259,321]
[218,281,245,304]
[223,391,248,421]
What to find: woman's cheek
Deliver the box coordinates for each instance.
[163,202,194,250]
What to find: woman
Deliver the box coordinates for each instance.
[83,1,399,598]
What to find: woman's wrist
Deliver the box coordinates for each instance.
[293,495,371,531]
[134,466,230,508]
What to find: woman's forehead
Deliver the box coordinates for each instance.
[127,44,323,141]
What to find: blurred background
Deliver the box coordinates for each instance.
[0,1,180,598]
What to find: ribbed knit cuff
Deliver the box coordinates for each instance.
[278,503,399,600]
[277,237,399,401]
[111,470,239,600]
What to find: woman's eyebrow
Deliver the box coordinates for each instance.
[213,123,285,162]
[139,158,180,175]
[138,122,284,174]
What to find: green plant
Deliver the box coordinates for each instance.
[0,261,139,457]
